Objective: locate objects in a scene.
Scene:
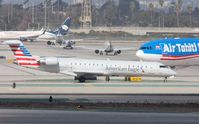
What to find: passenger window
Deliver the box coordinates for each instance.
[160,65,168,68]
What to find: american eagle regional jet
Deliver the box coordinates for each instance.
[3,40,175,82]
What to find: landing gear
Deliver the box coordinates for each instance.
[105,76,110,82]
[114,52,118,56]
[78,76,86,83]
[100,51,103,55]
[47,41,55,45]
[124,76,130,81]
[47,41,51,45]
[164,77,168,83]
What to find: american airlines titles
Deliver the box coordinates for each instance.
[163,43,199,53]
[106,66,144,73]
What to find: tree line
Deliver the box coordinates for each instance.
[0,0,199,31]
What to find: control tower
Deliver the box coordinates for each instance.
[80,0,92,28]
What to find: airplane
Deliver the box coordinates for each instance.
[47,34,76,49]
[39,17,71,43]
[3,40,176,82]
[136,38,199,67]
[83,41,135,56]
[0,29,45,42]
[0,17,71,42]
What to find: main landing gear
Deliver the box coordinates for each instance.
[164,77,168,83]
[105,76,110,82]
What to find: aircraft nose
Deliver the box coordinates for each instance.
[136,50,144,58]
[170,69,177,77]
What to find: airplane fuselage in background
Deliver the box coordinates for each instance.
[136,38,199,66]
[0,31,43,40]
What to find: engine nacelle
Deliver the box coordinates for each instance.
[117,50,121,54]
[40,57,59,65]
[20,37,28,42]
[95,49,99,54]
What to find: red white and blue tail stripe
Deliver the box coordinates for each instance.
[3,40,40,68]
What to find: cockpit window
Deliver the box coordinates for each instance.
[160,65,169,68]
[140,46,152,50]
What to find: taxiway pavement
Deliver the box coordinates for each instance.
[0,40,199,97]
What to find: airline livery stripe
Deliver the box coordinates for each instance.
[14,54,32,56]
[161,54,199,60]
[14,54,24,56]
[16,58,37,61]
[14,51,23,54]
[12,50,23,52]
[15,56,35,58]
[17,60,38,63]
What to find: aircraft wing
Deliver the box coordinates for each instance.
[60,70,77,76]
[60,69,108,77]
[78,46,104,51]
[73,69,109,76]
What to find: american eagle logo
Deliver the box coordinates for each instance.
[156,45,160,49]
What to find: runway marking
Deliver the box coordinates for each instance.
[1,83,199,88]
[1,63,37,76]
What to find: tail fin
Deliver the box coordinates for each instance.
[63,17,71,27]
[58,17,71,35]
[3,40,40,68]
[50,17,71,36]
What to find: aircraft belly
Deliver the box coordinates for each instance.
[160,57,199,66]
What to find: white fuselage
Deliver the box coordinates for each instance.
[136,50,199,66]
[0,31,43,40]
[0,31,56,41]
[37,32,56,41]
[40,57,176,77]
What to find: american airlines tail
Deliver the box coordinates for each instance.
[3,40,40,68]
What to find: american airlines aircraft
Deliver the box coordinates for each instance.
[136,38,199,66]
[0,17,71,42]
[3,40,176,82]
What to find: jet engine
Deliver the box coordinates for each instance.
[117,50,121,54]
[39,57,59,66]
[95,49,99,54]
[39,57,60,73]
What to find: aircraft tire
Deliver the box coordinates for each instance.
[78,76,86,82]
[105,76,110,82]
[47,41,52,45]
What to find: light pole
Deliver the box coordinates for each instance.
[44,0,47,28]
